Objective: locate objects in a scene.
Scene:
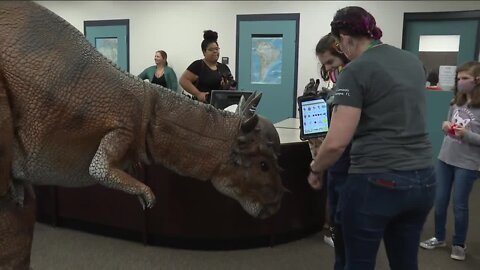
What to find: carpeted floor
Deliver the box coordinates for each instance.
[31,183,480,270]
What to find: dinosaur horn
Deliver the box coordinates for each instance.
[235,95,246,114]
[241,92,262,133]
[244,92,262,116]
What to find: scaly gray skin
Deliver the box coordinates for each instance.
[0,1,285,217]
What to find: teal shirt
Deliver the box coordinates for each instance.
[138,65,178,92]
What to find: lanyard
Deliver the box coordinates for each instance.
[330,41,379,84]
[366,39,382,51]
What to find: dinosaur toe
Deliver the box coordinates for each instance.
[142,187,156,209]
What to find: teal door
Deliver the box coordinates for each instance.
[236,14,299,123]
[403,12,480,159]
[84,20,129,72]
[403,20,478,68]
[424,90,454,160]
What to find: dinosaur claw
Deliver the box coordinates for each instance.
[146,195,156,208]
[139,187,156,209]
[138,196,146,210]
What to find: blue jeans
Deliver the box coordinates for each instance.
[328,171,348,224]
[434,160,478,246]
[327,171,348,270]
[338,167,435,270]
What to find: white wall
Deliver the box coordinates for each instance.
[36,1,480,97]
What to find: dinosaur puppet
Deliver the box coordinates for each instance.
[0,1,285,268]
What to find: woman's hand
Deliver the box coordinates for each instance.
[308,160,324,190]
[220,77,228,90]
[308,171,324,190]
[196,92,208,103]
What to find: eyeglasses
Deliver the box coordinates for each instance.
[207,47,220,52]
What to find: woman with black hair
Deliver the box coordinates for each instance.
[179,30,234,103]
[308,6,434,270]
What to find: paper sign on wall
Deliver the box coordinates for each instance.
[438,65,457,91]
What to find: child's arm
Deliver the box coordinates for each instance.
[461,130,480,145]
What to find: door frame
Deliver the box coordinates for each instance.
[84,19,130,72]
[236,13,300,117]
[401,10,480,60]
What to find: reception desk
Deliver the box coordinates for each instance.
[35,118,326,250]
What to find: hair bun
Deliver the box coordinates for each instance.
[371,26,383,40]
[331,6,383,40]
[203,30,218,42]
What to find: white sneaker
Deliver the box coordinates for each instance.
[420,237,446,250]
[323,235,334,248]
[450,245,466,261]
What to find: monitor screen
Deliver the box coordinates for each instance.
[298,96,330,140]
[209,90,254,110]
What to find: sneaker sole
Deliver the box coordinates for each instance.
[323,237,335,248]
[450,254,465,261]
[420,243,446,250]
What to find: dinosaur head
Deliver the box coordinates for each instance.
[211,93,285,219]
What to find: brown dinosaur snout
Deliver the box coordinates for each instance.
[211,115,285,219]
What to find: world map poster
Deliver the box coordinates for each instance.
[95,37,119,65]
[251,37,283,84]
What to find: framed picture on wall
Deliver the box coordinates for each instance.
[84,19,129,72]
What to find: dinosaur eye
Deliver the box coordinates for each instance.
[260,161,269,171]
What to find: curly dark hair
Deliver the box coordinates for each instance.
[201,30,218,52]
[330,6,383,40]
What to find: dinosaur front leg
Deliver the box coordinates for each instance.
[89,130,155,209]
[0,87,13,197]
[0,183,35,270]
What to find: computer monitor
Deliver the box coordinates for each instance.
[209,90,254,110]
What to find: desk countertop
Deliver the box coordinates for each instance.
[274,118,305,144]
[274,118,300,129]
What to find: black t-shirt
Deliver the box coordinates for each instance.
[151,74,167,88]
[187,59,232,94]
